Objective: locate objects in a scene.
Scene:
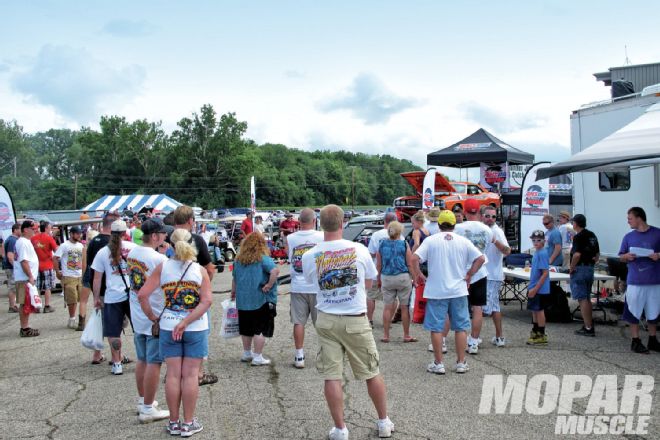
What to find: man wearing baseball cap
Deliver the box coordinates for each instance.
[527,230,551,345]
[454,199,493,354]
[412,210,485,375]
[54,226,84,329]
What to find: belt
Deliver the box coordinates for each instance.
[322,312,366,317]
[576,263,595,267]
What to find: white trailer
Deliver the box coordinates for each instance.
[570,93,660,256]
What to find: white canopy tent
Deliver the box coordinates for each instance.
[537,102,660,207]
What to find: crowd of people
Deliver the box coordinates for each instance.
[1,202,658,439]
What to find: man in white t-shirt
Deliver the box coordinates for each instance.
[302,205,394,440]
[127,219,170,423]
[367,212,400,326]
[14,220,41,337]
[454,199,493,354]
[54,226,84,329]
[557,210,574,270]
[285,208,324,369]
[481,205,511,347]
[412,210,484,375]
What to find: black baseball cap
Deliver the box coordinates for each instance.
[141,219,167,234]
[571,214,587,228]
[530,230,545,240]
[70,226,82,234]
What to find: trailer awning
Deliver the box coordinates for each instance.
[82,194,182,213]
[537,103,660,179]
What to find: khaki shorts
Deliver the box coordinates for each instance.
[381,273,412,305]
[62,276,82,305]
[15,281,28,305]
[290,292,317,325]
[4,269,15,291]
[367,283,382,301]
[314,311,380,380]
[561,249,571,270]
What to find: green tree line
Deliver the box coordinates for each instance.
[1,104,421,211]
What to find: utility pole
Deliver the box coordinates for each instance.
[73,175,78,209]
[13,157,17,177]
[351,166,356,211]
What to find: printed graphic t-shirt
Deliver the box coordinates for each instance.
[287,230,324,293]
[54,240,84,278]
[31,232,58,271]
[159,259,208,332]
[454,221,492,282]
[127,245,168,335]
[302,239,377,315]
[90,241,137,304]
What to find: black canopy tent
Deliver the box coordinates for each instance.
[427,128,535,167]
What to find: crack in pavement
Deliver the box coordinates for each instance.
[45,374,87,440]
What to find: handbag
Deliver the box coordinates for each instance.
[152,262,193,337]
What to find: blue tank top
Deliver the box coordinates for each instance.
[379,239,409,275]
[408,228,429,250]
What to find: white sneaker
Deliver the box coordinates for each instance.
[294,356,305,369]
[454,361,470,374]
[251,356,271,366]
[111,362,123,375]
[477,337,483,345]
[466,344,478,355]
[491,336,506,347]
[240,352,253,362]
[136,400,159,415]
[377,418,395,438]
[426,361,446,375]
[328,426,349,440]
[67,317,77,329]
[427,342,448,354]
[138,405,170,424]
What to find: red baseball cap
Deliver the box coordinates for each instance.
[464,199,480,214]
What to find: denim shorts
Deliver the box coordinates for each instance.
[134,333,163,364]
[102,300,131,338]
[82,268,92,288]
[423,296,471,332]
[159,329,209,359]
[570,266,594,301]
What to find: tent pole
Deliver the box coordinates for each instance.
[655,164,659,208]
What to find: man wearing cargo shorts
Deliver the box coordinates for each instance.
[14,220,40,337]
[54,226,84,329]
[302,204,394,440]
[285,208,323,369]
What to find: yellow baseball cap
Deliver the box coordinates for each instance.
[437,209,456,226]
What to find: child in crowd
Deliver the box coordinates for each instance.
[527,230,551,345]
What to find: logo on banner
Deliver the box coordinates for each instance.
[423,188,433,209]
[484,165,507,185]
[522,184,548,216]
[0,202,12,230]
[456,142,490,151]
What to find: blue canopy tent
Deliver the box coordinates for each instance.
[82,194,182,213]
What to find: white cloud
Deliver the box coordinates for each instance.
[317,72,424,124]
[462,101,548,133]
[10,45,145,123]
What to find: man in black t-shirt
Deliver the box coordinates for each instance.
[172,205,217,386]
[569,214,600,337]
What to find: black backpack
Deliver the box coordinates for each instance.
[545,283,573,323]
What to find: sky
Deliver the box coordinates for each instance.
[2,1,660,180]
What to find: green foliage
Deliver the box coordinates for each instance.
[0,106,421,210]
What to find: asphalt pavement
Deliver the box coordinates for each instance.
[1,267,658,439]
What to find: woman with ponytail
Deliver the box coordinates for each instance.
[138,228,212,437]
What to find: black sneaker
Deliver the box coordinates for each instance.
[631,338,650,354]
[647,336,660,352]
[575,326,595,337]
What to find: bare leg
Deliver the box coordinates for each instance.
[630,323,640,338]
[19,308,29,329]
[165,358,183,422]
[471,306,483,340]
[579,299,593,328]
[382,303,395,340]
[181,357,202,423]
[109,337,122,363]
[492,311,503,338]
[135,360,146,398]
[293,324,305,350]
[67,303,77,318]
[241,336,253,351]
[324,380,346,429]
[252,334,266,355]
[367,299,376,322]
[366,374,388,419]
[649,323,657,337]
[455,331,467,363]
[44,289,51,307]
[8,289,16,308]
[401,306,411,339]
[79,286,90,318]
[144,363,162,405]
[536,311,546,328]
[430,331,444,364]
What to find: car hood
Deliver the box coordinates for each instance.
[400,171,456,195]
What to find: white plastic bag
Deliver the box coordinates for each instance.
[81,309,105,350]
[220,299,240,339]
[28,283,43,310]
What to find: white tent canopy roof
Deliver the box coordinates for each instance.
[537,103,660,179]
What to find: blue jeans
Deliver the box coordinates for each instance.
[423,296,471,332]
[159,329,209,359]
[134,333,163,364]
[570,266,594,301]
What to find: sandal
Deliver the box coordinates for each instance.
[380,337,390,343]
[19,327,40,337]
[198,372,218,386]
[92,355,107,365]
[8,305,19,313]
[107,355,132,365]
[403,337,418,343]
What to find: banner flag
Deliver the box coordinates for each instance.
[0,185,17,241]
[422,168,436,212]
[519,163,551,253]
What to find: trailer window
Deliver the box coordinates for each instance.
[598,171,630,191]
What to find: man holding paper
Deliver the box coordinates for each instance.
[619,207,660,354]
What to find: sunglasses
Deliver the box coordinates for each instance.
[531,239,544,243]
[483,214,496,219]
[542,221,551,226]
